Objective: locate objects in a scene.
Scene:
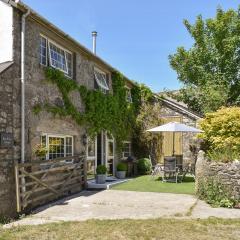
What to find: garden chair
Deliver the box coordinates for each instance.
[149,155,165,181]
[163,156,180,183]
[151,163,165,181]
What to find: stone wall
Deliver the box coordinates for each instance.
[196,151,240,201]
[0,6,115,217]
[23,17,113,160]
[0,8,22,218]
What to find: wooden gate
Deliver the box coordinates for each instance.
[15,155,86,212]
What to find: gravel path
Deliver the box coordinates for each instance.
[5,190,240,227]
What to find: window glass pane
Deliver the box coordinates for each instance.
[88,138,95,157]
[41,135,46,147]
[126,89,132,103]
[66,52,73,78]
[123,142,131,158]
[94,69,109,93]
[87,159,95,179]
[49,42,68,73]
[39,36,47,65]
[48,136,65,159]
[108,142,114,157]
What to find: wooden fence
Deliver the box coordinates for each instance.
[15,155,86,213]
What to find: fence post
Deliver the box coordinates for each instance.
[14,164,21,212]
[83,155,88,189]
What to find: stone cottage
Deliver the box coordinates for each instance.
[0,0,136,217]
[0,0,200,217]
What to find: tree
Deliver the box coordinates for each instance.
[169,7,240,114]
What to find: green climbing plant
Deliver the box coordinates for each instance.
[35,68,137,146]
[34,67,162,159]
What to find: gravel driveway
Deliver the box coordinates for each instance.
[5,190,240,227]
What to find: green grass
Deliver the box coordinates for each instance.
[111,175,195,195]
[1,219,240,240]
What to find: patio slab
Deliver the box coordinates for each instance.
[4,190,240,228]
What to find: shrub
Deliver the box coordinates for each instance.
[96,165,107,175]
[207,148,240,163]
[197,177,235,208]
[137,158,152,175]
[116,162,127,171]
[199,107,240,154]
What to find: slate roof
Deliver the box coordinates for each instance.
[0,61,13,73]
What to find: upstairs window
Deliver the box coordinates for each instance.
[126,87,132,103]
[39,36,47,66]
[49,41,68,73]
[94,68,109,94]
[39,35,73,78]
[122,141,131,158]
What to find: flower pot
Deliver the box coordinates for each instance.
[116,171,126,179]
[96,174,106,184]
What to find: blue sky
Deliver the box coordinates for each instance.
[24,0,239,92]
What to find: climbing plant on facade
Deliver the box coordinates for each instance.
[34,67,163,160]
[34,68,136,146]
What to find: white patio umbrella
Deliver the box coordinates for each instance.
[147,122,203,156]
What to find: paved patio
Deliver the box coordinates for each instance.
[5,190,240,227]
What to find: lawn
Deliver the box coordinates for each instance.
[111,175,195,195]
[1,218,240,240]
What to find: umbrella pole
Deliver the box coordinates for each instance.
[172,132,175,156]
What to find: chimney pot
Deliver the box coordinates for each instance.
[92,31,97,55]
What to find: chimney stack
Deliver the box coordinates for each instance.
[92,31,97,55]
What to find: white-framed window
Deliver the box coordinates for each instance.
[41,134,74,160]
[122,141,131,158]
[39,36,47,66]
[86,136,97,179]
[87,137,97,160]
[107,133,114,158]
[39,35,73,78]
[94,67,109,94]
[48,41,68,73]
[126,87,132,103]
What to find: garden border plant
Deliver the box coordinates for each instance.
[197,176,236,208]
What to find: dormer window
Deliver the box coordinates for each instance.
[126,87,132,103]
[39,35,73,78]
[94,68,109,94]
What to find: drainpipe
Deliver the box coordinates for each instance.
[20,9,30,197]
[21,9,30,165]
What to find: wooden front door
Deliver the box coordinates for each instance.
[160,116,183,162]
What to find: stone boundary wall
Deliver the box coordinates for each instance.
[195,151,240,201]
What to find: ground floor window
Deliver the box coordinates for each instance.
[122,141,131,159]
[41,134,73,160]
[86,137,97,179]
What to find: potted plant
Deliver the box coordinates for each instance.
[33,144,48,160]
[116,162,128,179]
[96,165,107,184]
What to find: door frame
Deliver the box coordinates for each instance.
[105,132,115,176]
